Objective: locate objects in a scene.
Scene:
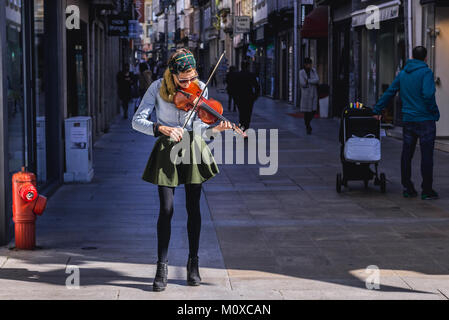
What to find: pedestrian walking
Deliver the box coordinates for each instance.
[233,61,260,132]
[151,60,160,82]
[136,62,153,113]
[225,66,237,112]
[373,46,440,200]
[156,60,165,79]
[218,57,229,91]
[147,57,156,79]
[116,63,133,119]
[132,49,233,292]
[299,58,320,135]
[130,65,141,114]
[197,64,204,80]
[209,63,217,87]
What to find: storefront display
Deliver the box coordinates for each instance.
[354,2,405,125]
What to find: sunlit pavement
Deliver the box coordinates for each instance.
[1,89,449,300]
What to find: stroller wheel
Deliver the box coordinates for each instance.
[380,173,386,193]
[336,174,342,193]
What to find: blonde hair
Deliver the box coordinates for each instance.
[159,68,177,103]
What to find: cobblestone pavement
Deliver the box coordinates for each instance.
[1,90,449,300]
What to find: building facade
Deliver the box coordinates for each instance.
[0,0,130,245]
[417,0,449,137]
[320,0,406,121]
[320,0,449,137]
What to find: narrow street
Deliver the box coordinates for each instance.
[1,90,449,300]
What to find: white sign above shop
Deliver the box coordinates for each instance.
[351,1,400,27]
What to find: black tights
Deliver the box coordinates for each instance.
[157,184,202,263]
[304,111,316,129]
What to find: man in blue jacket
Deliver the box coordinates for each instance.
[373,46,440,200]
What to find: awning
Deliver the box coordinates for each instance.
[301,6,329,39]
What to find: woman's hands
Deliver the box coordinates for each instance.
[159,121,234,142]
[159,126,185,142]
[212,121,234,133]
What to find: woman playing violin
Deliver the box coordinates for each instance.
[132,49,233,292]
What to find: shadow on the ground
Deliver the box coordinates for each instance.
[1,95,449,298]
[0,264,216,292]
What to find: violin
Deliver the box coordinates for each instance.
[174,81,247,138]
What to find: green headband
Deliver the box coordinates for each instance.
[169,51,197,74]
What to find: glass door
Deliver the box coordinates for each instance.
[377,21,396,125]
[435,7,449,137]
[5,1,26,175]
[34,0,47,185]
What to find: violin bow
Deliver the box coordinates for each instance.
[182,51,227,130]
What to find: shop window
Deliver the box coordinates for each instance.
[67,21,88,118]
[377,22,396,125]
[34,0,47,185]
[6,2,25,175]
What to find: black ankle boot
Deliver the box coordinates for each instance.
[187,256,202,286]
[153,261,168,292]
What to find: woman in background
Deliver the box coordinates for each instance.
[299,58,320,135]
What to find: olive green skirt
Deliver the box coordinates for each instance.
[142,131,219,187]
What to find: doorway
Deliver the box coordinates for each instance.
[332,21,350,117]
[67,21,88,118]
[435,7,449,137]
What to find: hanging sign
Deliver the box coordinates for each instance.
[234,16,251,34]
[108,15,129,36]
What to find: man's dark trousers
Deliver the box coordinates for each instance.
[235,98,255,131]
[401,120,436,193]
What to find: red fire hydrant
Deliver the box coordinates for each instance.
[12,167,47,250]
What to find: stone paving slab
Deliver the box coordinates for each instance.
[279,289,443,300]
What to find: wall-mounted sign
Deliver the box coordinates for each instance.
[134,0,145,23]
[234,16,251,34]
[128,20,143,39]
[108,15,129,36]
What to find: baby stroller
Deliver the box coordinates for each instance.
[336,105,386,193]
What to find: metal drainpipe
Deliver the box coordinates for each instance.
[294,0,299,107]
[408,0,413,58]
